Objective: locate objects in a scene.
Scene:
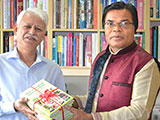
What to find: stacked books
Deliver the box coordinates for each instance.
[20,79,74,120]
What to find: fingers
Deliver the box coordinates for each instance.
[65,105,77,113]
[14,97,38,120]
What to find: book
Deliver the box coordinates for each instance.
[86,0,93,29]
[20,79,74,120]
[17,0,23,16]
[79,0,86,28]
[76,36,79,66]
[86,35,92,66]
[67,32,73,66]
[93,0,98,29]
[137,0,144,30]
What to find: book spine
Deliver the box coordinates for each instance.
[67,33,73,66]
[43,0,48,12]
[137,0,144,30]
[86,35,92,66]
[63,36,67,66]
[10,0,14,28]
[73,37,76,66]
[79,33,83,66]
[17,0,23,16]
[68,0,72,29]
[93,0,98,29]
[86,0,93,29]
[3,0,8,29]
[57,35,62,66]
[76,36,79,66]
[79,0,86,28]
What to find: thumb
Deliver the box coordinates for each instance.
[19,97,28,103]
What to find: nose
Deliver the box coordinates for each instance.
[29,26,36,34]
[112,24,122,32]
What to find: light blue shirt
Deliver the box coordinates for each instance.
[0,48,65,120]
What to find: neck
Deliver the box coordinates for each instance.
[17,48,37,67]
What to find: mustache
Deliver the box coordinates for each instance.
[110,36,123,39]
[24,33,38,41]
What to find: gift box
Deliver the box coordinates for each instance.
[20,79,74,120]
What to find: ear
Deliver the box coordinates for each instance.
[13,24,18,35]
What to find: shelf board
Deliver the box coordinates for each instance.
[52,29,98,32]
[60,66,91,76]
[1,29,13,32]
[150,18,160,21]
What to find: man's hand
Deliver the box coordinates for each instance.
[14,97,38,120]
[65,105,93,120]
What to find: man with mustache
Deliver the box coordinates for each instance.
[0,8,65,120]
[65,2,160,120]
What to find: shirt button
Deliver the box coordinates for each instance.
[104,76,108,80]
[110,59,114,63]
[99,93,103,97]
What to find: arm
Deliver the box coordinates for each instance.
[54,67,66,92]
[92,59,160,120]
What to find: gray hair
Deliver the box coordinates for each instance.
[16,8,48,31]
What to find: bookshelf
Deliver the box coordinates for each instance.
[0,0,154,76]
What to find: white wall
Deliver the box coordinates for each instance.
[64,76,89,96]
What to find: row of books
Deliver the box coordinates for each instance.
[1,0,48,29]
[3,31,146,66]
[150,26,160,61]
[53,0,95,29]
[52,32,99,67]
[150,0,160,18]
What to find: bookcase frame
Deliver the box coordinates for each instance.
[0,0,152,76]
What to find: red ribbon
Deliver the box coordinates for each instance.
[31,87,65,120]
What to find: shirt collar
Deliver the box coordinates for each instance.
[7,48,46,64]
[108,41,137,55]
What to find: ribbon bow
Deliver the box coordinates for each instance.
[39,89,57,103]
[31,87,64,120]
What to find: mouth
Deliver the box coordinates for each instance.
[24,36,38,41]
[110,36,123,40]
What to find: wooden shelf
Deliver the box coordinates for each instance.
[150,18,160,22]
[52,29,98,32]
[60,66,91,76]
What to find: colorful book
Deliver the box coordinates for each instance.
[20,79,74,120]
[67,32,73,66]
[137,0,144,30]
[79,33,84,66]
[86,0,93,29]
[57,35,63,66]
[93,0,98,29]
[79,0,86,28]
[73,37,76,66]
[17,0,23,16]
[86,35,92,66]
[76,36,79,66]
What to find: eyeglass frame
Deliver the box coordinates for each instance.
[104,20,134,29]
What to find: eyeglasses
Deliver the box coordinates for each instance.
[105,21,133,29]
